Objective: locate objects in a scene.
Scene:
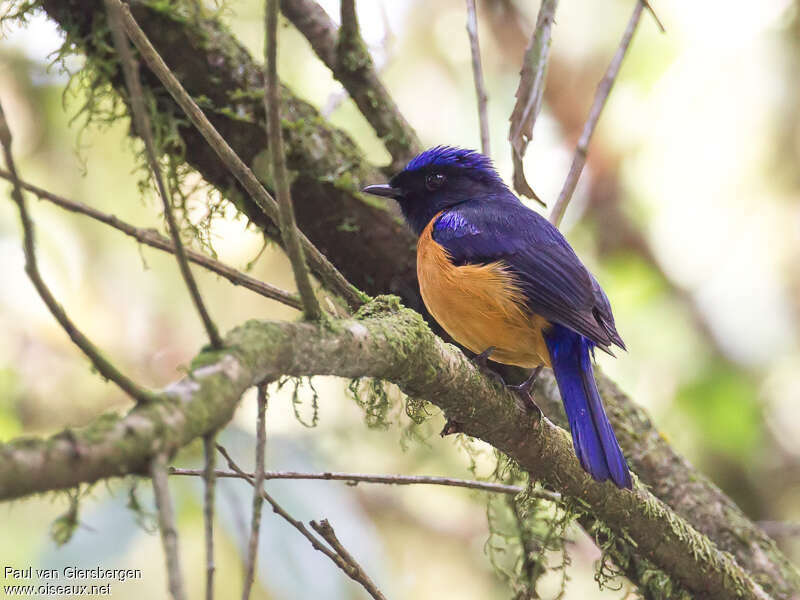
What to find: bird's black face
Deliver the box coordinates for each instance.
[362,146,508,236]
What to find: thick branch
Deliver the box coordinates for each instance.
[0,301,771,600]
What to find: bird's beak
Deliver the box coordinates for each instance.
[361,183,403,199]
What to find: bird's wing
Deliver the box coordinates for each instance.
[432,198,625,352]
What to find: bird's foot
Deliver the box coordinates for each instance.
[440,419,463,437]
[507,366,543,420]
[471,346,505,385]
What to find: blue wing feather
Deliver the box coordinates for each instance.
[432,196,624,351]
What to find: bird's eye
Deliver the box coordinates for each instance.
[425,173,446,191]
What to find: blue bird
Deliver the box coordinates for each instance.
[363,146,632,489]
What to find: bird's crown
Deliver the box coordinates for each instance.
[403,146,503,185]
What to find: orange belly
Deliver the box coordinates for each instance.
[417,216,551,369]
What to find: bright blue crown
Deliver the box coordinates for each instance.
[404,146,502,184]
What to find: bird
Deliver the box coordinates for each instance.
[362,146,632,489]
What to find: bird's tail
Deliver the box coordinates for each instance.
[544,323,632,489]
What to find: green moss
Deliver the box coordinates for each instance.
[81,412,124,444]
[189,348,231,372]
[347,378,392,429]
[336,217,359,233]
[277,377,319,428]
[354,295,403,320]
[50,489,81,546]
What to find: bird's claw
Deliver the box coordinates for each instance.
[471,346,505,385]
[507,366,543,420]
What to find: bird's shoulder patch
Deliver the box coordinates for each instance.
[433,210,480,238]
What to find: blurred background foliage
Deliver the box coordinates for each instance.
[1,0,799,598]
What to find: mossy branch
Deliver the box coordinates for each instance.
[0,300,772,600]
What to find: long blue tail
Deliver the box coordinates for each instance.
[544,323,632,489]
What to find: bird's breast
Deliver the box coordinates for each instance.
[416,215,551,368]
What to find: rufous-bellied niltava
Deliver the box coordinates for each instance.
[363,146,632,489]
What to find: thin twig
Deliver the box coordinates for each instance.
[321,3,393,118]
[642,0,666,33]
[203,434,216,600]
[109,0,365,309]
[169,467,561,502]
[549,1,644,228]
[0,101,156,404]
[339,0,359,43]
[280,0,420,171]
[241,385,268,600]
[151,452,188,600]
[0,170,302,310]
[465,0,490,156]
[265,0,322,320]
[105,0,223,348]
[215,446,387,600]
[309,519,380,586]
[507,0,558,205]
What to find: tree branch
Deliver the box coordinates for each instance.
[0,170,302,310]
[151,452,187,600]
[465,0,490,156]
[108,0,365,309]
[549,0,644,227]
[0,301,772,600]
[203,434,216,600]
[41,0,418,310]
[280,0,421,171]
[240,383,268,600]
[507,0,557,205]
[217,445,387,600]
[265,0,322,320]
[105,0,224,347]
[308,518,387,600]
[169,467,561,501]
[0,99,156,404]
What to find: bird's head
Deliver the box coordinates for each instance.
[362,146,509,236]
